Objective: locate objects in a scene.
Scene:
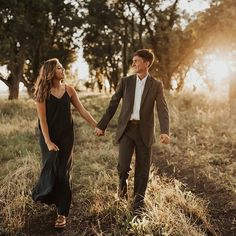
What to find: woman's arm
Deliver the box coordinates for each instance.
[36,102,59,151]
[68,86,97,128]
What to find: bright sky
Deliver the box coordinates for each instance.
[183,52,232,97]
[0,0,210,92]
[178,0,210,15]
[71,48,89,80]
[0,48,89,92]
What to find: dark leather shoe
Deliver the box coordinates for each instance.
[118,181,128,200]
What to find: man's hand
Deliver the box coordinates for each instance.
[95,127,105,136]
[159,134,170,144]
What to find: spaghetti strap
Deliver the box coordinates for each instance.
[64,84,72,99]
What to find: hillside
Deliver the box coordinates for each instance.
[0,92,235,235]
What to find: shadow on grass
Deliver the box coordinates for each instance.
[153,147,236,236]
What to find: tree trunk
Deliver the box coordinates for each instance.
[8,44,26,100]
[0,72,20,99]
[162,73,172,90]
[8,73,20,100]
[26,86,34,98]
[138,17,144,49]
[229,73,236,116]
[122,20,128,77]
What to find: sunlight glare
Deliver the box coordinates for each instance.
[206,57,230,83]
[182,53,232,95]
[184,68,208,91]
[179,0,210,15]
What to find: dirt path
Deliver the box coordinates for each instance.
[22,149,236,236]
[23,187,101,236]
[152,147,236,236]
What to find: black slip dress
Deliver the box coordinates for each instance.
[32,85,74,217]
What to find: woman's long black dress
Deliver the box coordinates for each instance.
[32,89,74,217]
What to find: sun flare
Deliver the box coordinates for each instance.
[182,53,233,93]
[205,54,230,83]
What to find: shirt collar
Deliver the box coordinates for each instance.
[136,74,149,84]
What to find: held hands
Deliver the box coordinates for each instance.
[159,134,170,144]
[46,140,60,151]
[94,127,105,136]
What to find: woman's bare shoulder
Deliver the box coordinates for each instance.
[66,84,76,97]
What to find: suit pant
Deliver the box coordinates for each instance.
[118,121,152,210]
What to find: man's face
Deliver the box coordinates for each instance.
[132,56,149,74]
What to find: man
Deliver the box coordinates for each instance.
[95,49,170,213]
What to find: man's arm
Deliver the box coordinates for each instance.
[156,81,170,144]
[96,77,124,131]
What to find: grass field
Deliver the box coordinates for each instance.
[0,92,235,235]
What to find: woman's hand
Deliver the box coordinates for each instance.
[95,127,105,136]
[46,140,60,151]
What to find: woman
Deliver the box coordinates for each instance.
[32,58,97,228]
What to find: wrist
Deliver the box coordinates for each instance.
[45,139,51,145]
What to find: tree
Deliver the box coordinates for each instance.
[205,0,236,113]
[0,0,82,99]
[82,0,202,91]
[82,0,124,91]
[0,0,29,99]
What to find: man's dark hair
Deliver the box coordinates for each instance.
[133,49,155,68]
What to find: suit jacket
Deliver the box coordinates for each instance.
[97,74,169,147]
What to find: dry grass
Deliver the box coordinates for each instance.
[130,169,216,236]
[165,91,236,194]
[153,91,236,235]
[0,93,224,235]
[75,158,216,236]
[0,154,40,235]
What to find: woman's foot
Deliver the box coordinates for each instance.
[54,214,66,228]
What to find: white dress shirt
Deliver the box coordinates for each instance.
[130,74,148,120]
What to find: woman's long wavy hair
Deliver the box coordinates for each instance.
[34,58,59,102]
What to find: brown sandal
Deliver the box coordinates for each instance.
[54,214,66,228]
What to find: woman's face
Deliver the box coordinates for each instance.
[54,62,65,80]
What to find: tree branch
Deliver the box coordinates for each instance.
[0,73,10,87]
[168,0,180,28]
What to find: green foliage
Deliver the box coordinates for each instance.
[2,0,236,98]
[82,0,126,90]
[0,0,83,99]
[81,0,236,92]
[81,0,205,90]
